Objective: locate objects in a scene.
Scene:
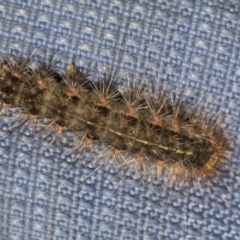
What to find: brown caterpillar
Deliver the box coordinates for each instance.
[0,56,228,187]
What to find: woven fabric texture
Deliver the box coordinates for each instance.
[0,0,240,239]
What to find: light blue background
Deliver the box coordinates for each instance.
[0,0,240,239]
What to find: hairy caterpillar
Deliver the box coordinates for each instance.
[0,56,228,183]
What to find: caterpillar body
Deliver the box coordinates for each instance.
[0,56,228,186]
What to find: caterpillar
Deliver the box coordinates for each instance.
[0,56,228,185]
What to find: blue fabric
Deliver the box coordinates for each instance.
[0,0,240,239]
